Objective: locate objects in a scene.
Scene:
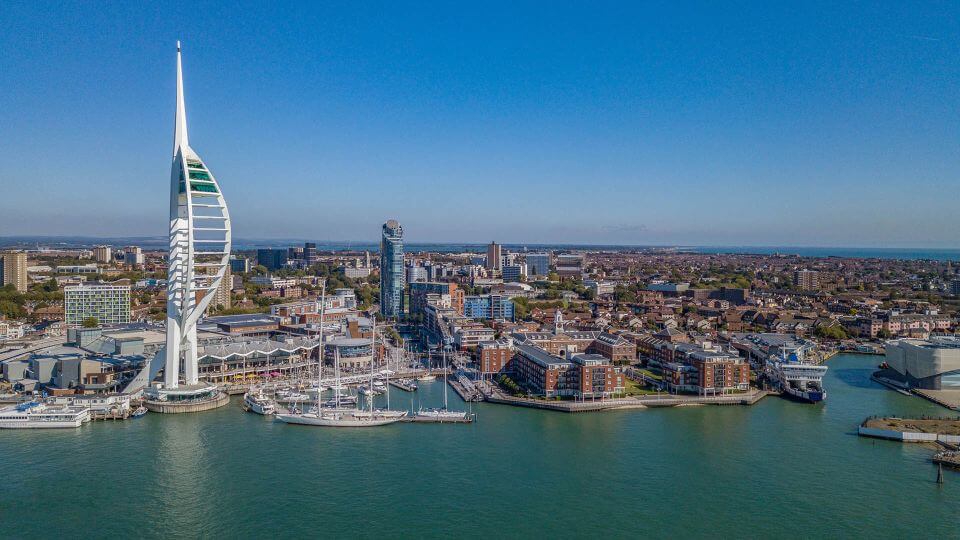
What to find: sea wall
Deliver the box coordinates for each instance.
[858,425,960,444]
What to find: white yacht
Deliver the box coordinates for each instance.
[274,389,311,403]
[416,344,469,421]
[0,402,91,429]
[277,409,406,427]
[358,385,383,396]
[243,389,276,415]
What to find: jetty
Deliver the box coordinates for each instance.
[858,416,960,444]
[448,376,483,402]
[389,380,417,392]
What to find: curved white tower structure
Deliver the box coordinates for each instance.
[162,41,232,389]
[123,43,231,403]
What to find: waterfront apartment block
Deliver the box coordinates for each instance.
[0,251,28,292]
[512,343,624,398]
[641,339,750,394]
[477,338,514,374]
[64,283,131,327]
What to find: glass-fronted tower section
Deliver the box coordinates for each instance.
[379,220,404,318]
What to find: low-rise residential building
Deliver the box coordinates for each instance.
[587,332,636,364]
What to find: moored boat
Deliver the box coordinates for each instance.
[243,390,276,415]
[0,402,91,429]
[768,347,828,403]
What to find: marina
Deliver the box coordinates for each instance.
[2,354,958,538]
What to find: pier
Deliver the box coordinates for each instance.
[389,380,417,392]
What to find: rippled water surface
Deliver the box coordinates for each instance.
[1,354,957,538]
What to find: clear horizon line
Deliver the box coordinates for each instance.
[1,235,959,251]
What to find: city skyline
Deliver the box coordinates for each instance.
[2,3,959,247]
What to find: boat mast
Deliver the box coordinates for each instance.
[370,317,376,413]
[316,283,326,413]
[443,344,448,411]
[334,347,341,410]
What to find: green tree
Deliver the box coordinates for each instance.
[82,317,99,328]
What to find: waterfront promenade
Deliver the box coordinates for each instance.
[476,381,771,412]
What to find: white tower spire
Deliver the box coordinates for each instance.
[174,40,189,154]
[123,42,232,397]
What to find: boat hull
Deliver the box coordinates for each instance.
[0,420,85,429]
[782,387,826,404]
[275,413,404,427]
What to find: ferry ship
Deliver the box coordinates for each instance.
[768,349,828,403]
[0,402,91,429]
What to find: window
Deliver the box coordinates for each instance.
[189,170,211,181]
[187,160,205,170]
[191,182,218,193]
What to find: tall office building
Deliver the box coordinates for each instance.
[257,248,287,270]
[380,220,405,318]
[486,241,502,271]
[304,242,317,264]
[0,251,28,292]
[525,253,550,277]
[93,245,112,264]
[229,256,250,273]
[503,263,527,282]
[124,246,144,267]
[64,283,131,327]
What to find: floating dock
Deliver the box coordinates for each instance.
[389,380,417,392]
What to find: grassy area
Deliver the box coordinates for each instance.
[622,378,661,396]
[635,368,662,381]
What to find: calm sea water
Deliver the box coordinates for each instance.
[3,236,959,260]
[1,354,958,539]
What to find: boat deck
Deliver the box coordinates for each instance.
[401,415,474,424]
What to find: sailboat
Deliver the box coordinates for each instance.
[416,343,468,421]
[276,293,406,427]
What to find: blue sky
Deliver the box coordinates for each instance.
[1,2,958,247]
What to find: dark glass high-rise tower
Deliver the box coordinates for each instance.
[379,220,404,318]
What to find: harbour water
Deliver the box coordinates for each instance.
[2,353,958,538]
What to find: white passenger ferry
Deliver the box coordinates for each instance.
[0,402,91,429]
